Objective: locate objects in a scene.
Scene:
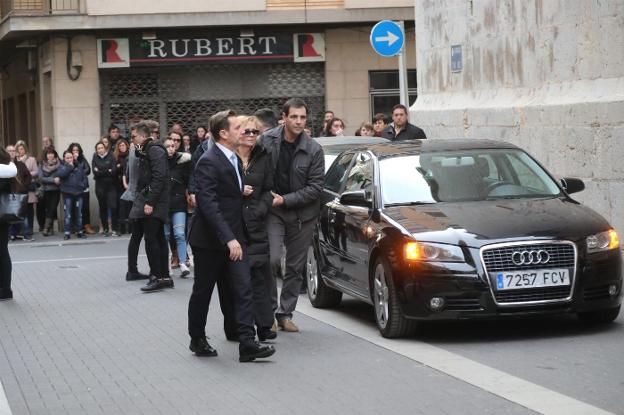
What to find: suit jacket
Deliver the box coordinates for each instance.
[188,143,246,250]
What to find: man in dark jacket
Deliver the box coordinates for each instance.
[258,98,325,332]
[382,104,427,141]
[129,121,172,292]
[187,109,275,362]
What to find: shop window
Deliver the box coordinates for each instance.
[369,70,418,118]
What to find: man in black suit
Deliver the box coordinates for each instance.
[382,104,427,140]
[187,109,276,362]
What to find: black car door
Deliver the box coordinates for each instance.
[333,151,375,296]
[319,152,355,283]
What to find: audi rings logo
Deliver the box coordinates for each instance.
[511,250,550,266]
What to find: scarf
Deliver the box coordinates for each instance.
[41,157,60,173]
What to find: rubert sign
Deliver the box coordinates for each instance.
[98,32,325,68]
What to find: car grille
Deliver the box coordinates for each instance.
[444,295,482,311]
[583,285,614,302]
[482,243,575,272]
[481,242,576,305]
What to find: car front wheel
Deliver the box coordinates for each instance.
[307,245,342,308]
[372,257,417,338]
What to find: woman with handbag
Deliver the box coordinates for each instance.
[0,148,18,300]
[38,148,62,236]
[15,141,38,240]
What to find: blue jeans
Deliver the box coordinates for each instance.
[164,212,187,263]
[63,194,83,235]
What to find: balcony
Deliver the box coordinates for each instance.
[1,0,80,19]
[266,0,343,10]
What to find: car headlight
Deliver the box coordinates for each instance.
[404,241,465,262]
[586,229,619,252]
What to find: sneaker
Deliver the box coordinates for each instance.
[111,231,119,237]
[277,318,299,332]
[103,231,110,237]
[179,263,190,278]
[162,278,175,289]
[76,232,86,239]
[9,235,15,241]
[23,235,34,242]
[63,234,70,240]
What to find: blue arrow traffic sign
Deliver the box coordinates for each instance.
[370,20,405,57]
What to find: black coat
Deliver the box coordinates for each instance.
[167,152,191,213]
[258,125,325,223]
[92,152,117,188]
[129,139,170,222]
[241,145,274,264]
[382,122,427,141]
[188,144,246,250]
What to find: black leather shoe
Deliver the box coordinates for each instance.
[126,271,150,281]
[0,289,13,301]
[189,337,218,357]
[162,278,174,289]
[239,342,276,362]
[258,328,277,342]
[140,276,166,292]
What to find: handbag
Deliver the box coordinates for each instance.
[0,193,28,224]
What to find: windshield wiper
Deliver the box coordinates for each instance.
[384,201,437,207]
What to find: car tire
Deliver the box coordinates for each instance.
[372,257,417,338]
[306,245,342,308]
[577,305,620,324]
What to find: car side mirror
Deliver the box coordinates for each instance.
[339,190,372,208]
[560,177,585,194]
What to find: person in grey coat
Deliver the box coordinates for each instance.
[257,98,325,332]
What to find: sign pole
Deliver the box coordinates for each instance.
[397,21,409,108]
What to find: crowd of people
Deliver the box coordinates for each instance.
[0,98,426,361]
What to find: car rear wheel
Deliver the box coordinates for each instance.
[307,245,342,308]
[577,306,620,324]
[372,257,417,338]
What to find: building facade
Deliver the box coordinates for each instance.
[411,0,624,235]
[0,0,417,157]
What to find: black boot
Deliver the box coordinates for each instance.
[126,271,150,281]
[189,336,218,356]
[239,342,276,362]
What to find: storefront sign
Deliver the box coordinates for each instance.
[97,38,130,68]
[99,32,325,67]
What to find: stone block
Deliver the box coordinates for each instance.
[325,71,346,102]
[607,181,624,236]
[324,43,342,72]
[53,78,100,108]
[343,70,370,99]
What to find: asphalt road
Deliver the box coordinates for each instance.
[1,235,622,415]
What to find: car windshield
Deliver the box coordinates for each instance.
[380,149,562,205]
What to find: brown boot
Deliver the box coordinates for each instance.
[170,250,180,269]
[84,224,96,235]
[42,218,52,237]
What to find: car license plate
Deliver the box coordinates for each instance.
[494,268,570,291]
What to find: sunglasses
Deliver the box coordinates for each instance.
[242,129,260,136]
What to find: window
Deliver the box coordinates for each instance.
[343,152,374,194]
[324,152,354,193]
[505,153,554,193]
[369,70,418,117]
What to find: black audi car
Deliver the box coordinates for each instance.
[306,139,622,338]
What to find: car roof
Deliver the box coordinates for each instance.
[368,139,521,159]
[313,136,389,155]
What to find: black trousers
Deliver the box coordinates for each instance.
[250,259,275,329]
[36,201,45,230]
[95,182,118,232]
[188,246,255,344]
[118,200,132,234]
[0,224,11,293]
[127,218,145,274]
[143,217,169,279]
[81,191,91,226]
[43,190,60,220]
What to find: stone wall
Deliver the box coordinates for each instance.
[411,0,624,234]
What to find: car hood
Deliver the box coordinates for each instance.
[382,197,611,248]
